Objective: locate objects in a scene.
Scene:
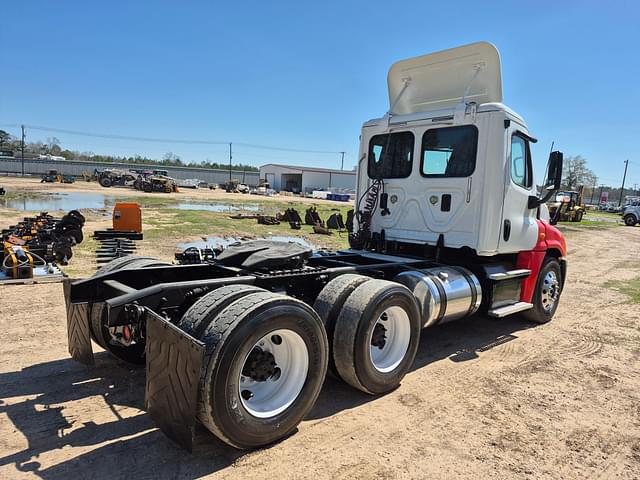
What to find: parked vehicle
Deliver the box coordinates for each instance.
[623,205,640,226]
[135,175,178,193]
[547,186,585,222]
[223,179,250,193]
[41,170,75,183]
[63,42,567,451]
[97,169,136,187]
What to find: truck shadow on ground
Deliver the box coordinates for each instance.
[308,313,534,420]
[0,314,534,479]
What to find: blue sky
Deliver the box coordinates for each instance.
[1,0,639,188]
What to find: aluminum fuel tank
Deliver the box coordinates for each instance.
[394,267,482,327]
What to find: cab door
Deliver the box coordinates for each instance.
[374,124,481,249]
[498,129,538,252]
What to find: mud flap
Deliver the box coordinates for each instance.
[65,279,94,365]
[144,309,205,451]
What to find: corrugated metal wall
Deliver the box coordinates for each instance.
[0,156,260,186]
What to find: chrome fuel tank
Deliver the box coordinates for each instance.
[394,267,482,327]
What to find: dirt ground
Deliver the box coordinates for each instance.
[1,179,640,479]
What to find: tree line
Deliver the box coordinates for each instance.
[0,130,258,172]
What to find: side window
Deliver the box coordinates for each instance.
[367,132,414,179]
[421,125,478,177]
[510,134,532,188]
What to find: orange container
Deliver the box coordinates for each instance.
[112,202,142,233]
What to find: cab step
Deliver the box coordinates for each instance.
[488,301,533,318]
[488,269,531,281]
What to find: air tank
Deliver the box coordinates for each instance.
[394,267,482,327]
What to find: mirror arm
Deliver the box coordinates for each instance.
[528,188,556,209]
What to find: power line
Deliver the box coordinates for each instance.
[0,123,345,155]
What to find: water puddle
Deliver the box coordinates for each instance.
[0,192,113,211]
[1,191,261,214]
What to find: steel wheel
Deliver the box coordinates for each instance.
[540,270,560,313]
[239,329,309,418]
[368,306,411,373]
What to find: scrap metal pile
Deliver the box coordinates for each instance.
[229,206,351,235]
[94,231,143,268]
[1,210,85,282]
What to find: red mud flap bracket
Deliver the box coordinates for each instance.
[144,309,205,452]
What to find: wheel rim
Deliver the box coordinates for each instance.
[368,306,411,373]
[540,270,560,313]
[239,329,308,418]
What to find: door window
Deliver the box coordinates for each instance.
[420,125,478,177]
[367,132,414,179]
[510,134,532,188]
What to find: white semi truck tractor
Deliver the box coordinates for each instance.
[64,42,567,450]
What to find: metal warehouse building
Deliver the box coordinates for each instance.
[259,164,356,193]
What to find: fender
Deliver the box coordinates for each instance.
[517,220,567,303]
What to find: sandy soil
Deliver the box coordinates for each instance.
[1,183,639,479]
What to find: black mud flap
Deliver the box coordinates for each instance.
[144,309,205,451]
[64,279,94,365]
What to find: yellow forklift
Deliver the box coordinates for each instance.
[548,185,585,222]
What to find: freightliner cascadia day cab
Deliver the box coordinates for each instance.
[64,42,566,450]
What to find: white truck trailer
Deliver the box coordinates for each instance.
[64,42,567,450]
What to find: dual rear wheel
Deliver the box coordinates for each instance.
[314,276,421,395]
[179,276,420,449]
[178,287,327,449]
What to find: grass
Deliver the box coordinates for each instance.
[604,276,640,304]
[143,203,352,250]
[556,219,620,232]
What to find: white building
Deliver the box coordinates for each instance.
[259,163,356,193]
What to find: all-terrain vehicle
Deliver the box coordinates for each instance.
[63,42,567,451]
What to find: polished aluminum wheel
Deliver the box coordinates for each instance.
[368,306,411,373]
[540,270,560,313]
[239,329,308,418]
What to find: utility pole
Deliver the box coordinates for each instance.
[228,142,232,182]
[589,179,597,204]
[21,125,25,177]
[618,159,629,207]
[339,151,345,170]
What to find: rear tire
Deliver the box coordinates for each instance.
[313,274,372,376]
[333,279,421,395]
[197,291,328,449]
[522,257,562,324]
[90,256,169,363]
[624,214,637,226]
[177,284,266,339]
[572,210,583,222]
[99,177,112,187]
